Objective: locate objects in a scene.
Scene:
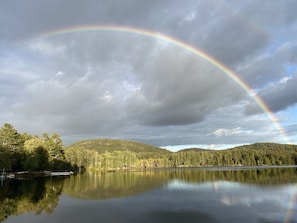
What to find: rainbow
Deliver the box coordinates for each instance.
[31,25,289,143]
[284,187,297,223]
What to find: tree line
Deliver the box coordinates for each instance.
[65,141,297,171]
[1,123,297,172]
[0,123,73,171]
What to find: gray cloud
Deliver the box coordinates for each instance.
[1,0,297,146]
[237,42,297,88]
[245,73,297,114]
[0,0,172,41]
[125,45,245,126]
[12,34,245,131]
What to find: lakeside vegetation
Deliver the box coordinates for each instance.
[1,123,297,172]
[0,123,74,172]
[65,140,297,170]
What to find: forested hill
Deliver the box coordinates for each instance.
[64,139,297,169]
[0,123,297,171]
[2,122,296,172]
[177,148,213,152]
[179,142,297,153]
[66,139,171,159]
[229,142,297,152]
[175,142,297,167]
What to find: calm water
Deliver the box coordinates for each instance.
[1,167,297,223]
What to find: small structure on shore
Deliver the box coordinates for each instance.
[0,168,15,180]
[50,171,74,176]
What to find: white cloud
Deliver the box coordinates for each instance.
[213,127,242,137]
[101,91,114,103]
[28,39,66,56]
[55,71,64,78]
[184,11,196,22]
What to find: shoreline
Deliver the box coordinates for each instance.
[1,170,75,180]
[2,165,296,180]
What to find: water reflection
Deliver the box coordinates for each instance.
[63,170,168,200]
[1,167,297,223]
[0,178,64,222]
[64,167,297,199]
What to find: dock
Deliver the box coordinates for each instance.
[50,171,74,176]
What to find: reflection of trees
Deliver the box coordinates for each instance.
[0,178,64,222]
[63,167,297,200]
[34,179,63,215]
[0,199,17,223]
[63,170,168,200]
[166,167,297,185]
[0,167,296,221]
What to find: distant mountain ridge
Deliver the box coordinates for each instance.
[67,139,296,153]
[228,142,297,152]
[65,139,297,169]
[66,138,171,159]
[180,142,297,151]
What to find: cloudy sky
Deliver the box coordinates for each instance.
[1,0,297,150]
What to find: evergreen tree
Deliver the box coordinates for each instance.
[24,137,43,153]
[42,133,65,161]
[0,123,24,153]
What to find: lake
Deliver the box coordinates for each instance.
[1,166,297,223]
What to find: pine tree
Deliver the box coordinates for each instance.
[0,123,24,153]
